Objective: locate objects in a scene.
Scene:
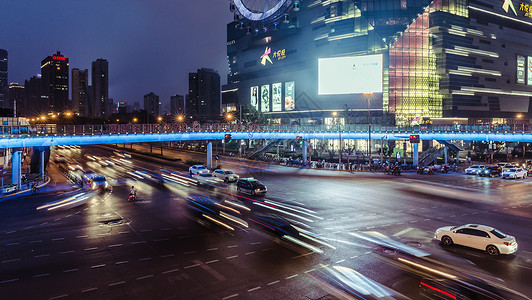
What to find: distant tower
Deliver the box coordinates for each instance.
[91,58,109,119]
[170,94,185,115]
[24,75,43,116]
[0,49,7,109]
[187,68,220,121]
[8,83,24,117]
[41,51,69,113]
[72,68,89,117]
[144,92,160,121]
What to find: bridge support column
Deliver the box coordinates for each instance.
[302,140,308,166]
[206,142,212,169]
[413,143,419,167]
[444,146,449,164]
[12,149,22,190]
[456,150,460,164]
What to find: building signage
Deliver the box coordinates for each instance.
[260,47,287,66]
[519,2,532,17]
[250,86,259,110]
[517,55,526,84]
[503,0,532,18]
[272,83,282,111]
[285,81,295,111]
[528,56,532,85]
[261,84,270,112]
[502,0,518,15]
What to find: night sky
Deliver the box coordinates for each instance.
[0,0,233,110]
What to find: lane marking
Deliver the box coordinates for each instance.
[6,243,19,246]
[33,273,50,278]
[131,241,146,245]
[85,247,98,251]
[136,275,154,280]
[227,255,239,259]
[247,287,261,292]
[245,251,255,255]
[161,254,174,258]
[81,288,97,293]
[91,264,106,269]
[108,281,125,287]
[193,259,226,281]
[76,235,88,238]
[49,294,69,299]
[184,264,200,269]
[222,294,239,300]
[139,257,152,261]
[116,261,128,265]
[2,258,21,263]
[60,250,75,254]
[267,280,280,286]
[52,238,64,241]
[109,244,122,248]
[63,269,78,273]
[162,269,179,274]
[393,227,415,237]
[207,248,218,251]
[205,259,219,264]
[35,254,50,258]
[0,278,19,284]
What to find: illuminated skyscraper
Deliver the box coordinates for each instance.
[170,94,185,115]
[91,58,109,119]
[187,68,220,121]
[8,83,24,117]
[41,51,69,113]
[144,92,160,119]
[72,68,89,117]
[0,49,8,109]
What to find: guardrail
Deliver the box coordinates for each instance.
[2,123,531,136]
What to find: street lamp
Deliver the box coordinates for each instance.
[132,117,138,123]
[363,92,374,164]
[176,115,184,122]
[157,116,163,122]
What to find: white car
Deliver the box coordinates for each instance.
[212,169,240,182]
[464,165,484,175]
[189,165,210,175]
[434,224,517,255]
[502,168,527,179]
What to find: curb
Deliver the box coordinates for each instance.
[0,177,51,202]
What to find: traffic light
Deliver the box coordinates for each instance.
[296,136,303,145]
[224,134,232,143]
[409,134,420,143]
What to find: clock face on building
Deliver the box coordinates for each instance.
[233,0,290,21]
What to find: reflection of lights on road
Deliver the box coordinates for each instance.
[36,192,92,211]
[253,201,314,223]
[220,211,248,228]
[282,235,324,253]
[203,214,234,231]
[265,199,322,220]
[397,257,457,279]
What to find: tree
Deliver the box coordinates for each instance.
[241,104,268,124]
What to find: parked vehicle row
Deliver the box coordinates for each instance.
[465,163,529,179]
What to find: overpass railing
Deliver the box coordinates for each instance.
[2,123,531,136]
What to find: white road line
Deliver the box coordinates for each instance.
[136,275,154,280]
[184,264,200,269]
[160,228,171,231]
[140,229,152,232]
[108,281,125,287]
[52,238,64,241]
[76,235,88,238]
[25,226,34,229]
[40,222,48,225]
[304,269,316,273]
[251,242,262,245]
[193,259,226,281]
[335,260,345,264]
[162,269,179,274]
[267,280,280,285]
[60,250,75,254]
[81,288,97,293]
[33,273,50,278]
[29,240,42,243]
[205,259,219,264]
[184,251,197,255]
[119,231,130,234]
[2,258,21,263]
[227,255,239,259]
[63,269,78,273]
[393,227,415,237]
[245,251,255,255]
[116,261,128,265]
[139,257,152,261]
[131,241,146,245]
[222,294,239,300]
[6,243,19,246]
[91,264,106,269]
[160,254,174,258]
[5,230,16,234]
[207,248,218,251]
[49,294,69,299]
[155,238,170,242]
[247,287,261,292]
[228,245,238,248]
[109,244,122,248]
[85,247,98,251]
[0,278,19,284]
[35,254,50,258]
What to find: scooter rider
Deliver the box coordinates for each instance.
[129,186,137,201]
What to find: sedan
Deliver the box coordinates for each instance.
[189,165,210,175]
[502,168,527,179]
[434,224,517,255]
[464,165,484,175]
[213,169,239,182]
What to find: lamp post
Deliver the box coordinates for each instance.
[364,93,373,164]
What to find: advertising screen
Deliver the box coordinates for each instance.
[517,55,525,84]
[528,56,532,86]
[285,81,295,111]
[250,86,259,110]
[261,84,270,112]
[318,54,383,95]
[272,83,282,111]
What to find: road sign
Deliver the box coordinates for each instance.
[214,155,219,161]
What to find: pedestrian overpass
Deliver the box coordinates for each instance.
[2,123,532,191]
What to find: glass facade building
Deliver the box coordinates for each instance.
[226,0,532,125]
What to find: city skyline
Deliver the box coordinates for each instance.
[0,1,233,107]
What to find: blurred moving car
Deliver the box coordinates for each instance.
[189,165,210,175]
[54,155,67,163]
[68,163,83,171]
[213,169,239,182]
[502,168,527,179]
[478,165,502,177]
[91,175,110,191]
[82,169,96,183]
[434,224,517,255]
[236,178,267,195]
[465,165,484,175]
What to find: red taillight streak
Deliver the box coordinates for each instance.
[420,281,456,300]
[248,218,275,231]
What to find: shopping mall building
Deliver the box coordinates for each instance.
[224,0,532,126]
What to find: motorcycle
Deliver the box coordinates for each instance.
[128,193,136,202]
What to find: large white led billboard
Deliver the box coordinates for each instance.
[528,56,532,86]
[318,54,383,95]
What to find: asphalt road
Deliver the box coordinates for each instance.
[0,145,531,299]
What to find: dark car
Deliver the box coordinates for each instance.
[478,165,502,177]
[236,178,267,196]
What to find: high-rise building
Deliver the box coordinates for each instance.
[170,94,185,115]
[41,51,69,113]
[91,58,109,119]
[8,83,24,117]
[0,49,8,109]
[24,75,43,116]
[72,68,89,117]
[187,68,220,121]
[144,92,160,119]
[227,0,532,125]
